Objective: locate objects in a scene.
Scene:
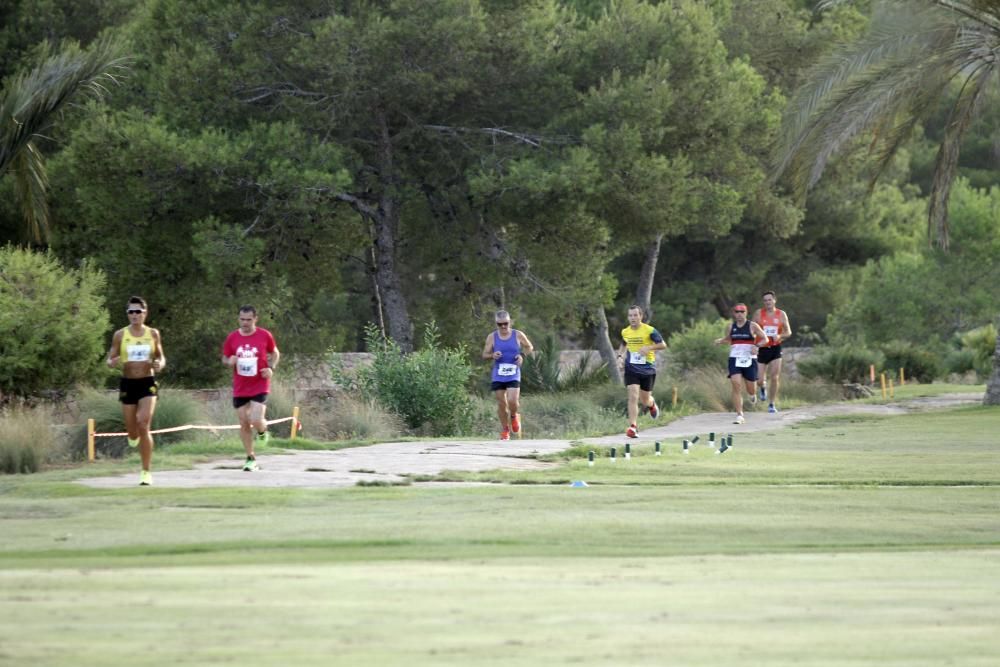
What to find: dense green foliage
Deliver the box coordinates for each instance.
[0,0,997,390]
[0,247,110,397]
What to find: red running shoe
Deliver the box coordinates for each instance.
[648,402,659,419]
[500,430,511,441]
[626,424,638,438]
[511,413,521,434]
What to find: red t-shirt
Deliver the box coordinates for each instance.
[222,327,277,397]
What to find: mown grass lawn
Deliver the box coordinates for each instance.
[1,403,998,666]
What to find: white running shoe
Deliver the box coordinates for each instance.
[734,414,745,425]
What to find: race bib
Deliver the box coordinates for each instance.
[734,355,753,368]
[629,351,646,365]
[237,357,258,377]
[764,326,779,337]
[497,363,518,377]
[126,344,151,362]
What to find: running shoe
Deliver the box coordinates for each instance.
[500,430,511,441]
[768,404,778,414]
[256,430,270,446]
[759,386,767,401]
[734,414,745,425]
[749,393,758,405]
[648,402,659,419]
[242,457,259,472]
[139,470,153,486]
[626,424,638,438]
[127,437,139,448]
[511,413,521,434]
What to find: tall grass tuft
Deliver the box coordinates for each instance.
[677,367,731,412]
[300,394,405,442]
[0,405,58,473]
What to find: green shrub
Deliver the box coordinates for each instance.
[959,324,997,377]
[943,348,976,376]
[0,405,58,474]
[668,318,730,373]
[0,247,110,397]
[338,322,474,436]
[798,346,884,384]
[72,386,206,459]
[880,341,943,383]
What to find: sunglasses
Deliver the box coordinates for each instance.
[496,322,510,327]
[733,310,746,314]
[127,309,145,315]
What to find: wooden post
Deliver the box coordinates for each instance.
[880,373,887,400]
[869,364,876,384]
[87,418,96,462]
[889,378,895,399]
[899,367,905,385]
[672,386,678,409]
[290,406,300,440]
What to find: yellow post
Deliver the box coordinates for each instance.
[880,373,887,400]
[87,418,96,462]
[889,378,895,399]
[672,386,678,409]
[900,367,905,385]
[290,406,300,440]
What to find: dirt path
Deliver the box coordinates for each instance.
[77,393,983,489]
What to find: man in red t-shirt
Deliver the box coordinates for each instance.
[221,305,280,471]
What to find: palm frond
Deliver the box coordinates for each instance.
[11,141,50,243]
[0,37,127,241]
[774,0,1000,253]
[927,59,993,250]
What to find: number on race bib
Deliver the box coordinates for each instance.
[126,344,151,362]
[629,351,646,365]
[735,356,752,368]
[764,326,779,337]
[497,363,518,377]
[237,357,258,377]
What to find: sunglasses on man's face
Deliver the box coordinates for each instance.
[127,309,145,315]
[733,310,746,314]
[496,322,510,327]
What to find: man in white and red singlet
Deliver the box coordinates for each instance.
[753,291,792,414]
[221,305,280,471]
[716,303,769,425]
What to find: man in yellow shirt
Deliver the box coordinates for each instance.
[617,305,667,438]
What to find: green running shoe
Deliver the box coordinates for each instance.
[128,437,140,448]
[139,470,153,486]
[256,430,270,446]
[242,457,259,472]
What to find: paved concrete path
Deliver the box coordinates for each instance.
[77,393,983,490]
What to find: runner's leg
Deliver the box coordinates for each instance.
[135,395,156,472]
[494,389,510,431]
[769,358,783,404]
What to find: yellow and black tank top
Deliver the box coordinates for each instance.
[120,326,156,366]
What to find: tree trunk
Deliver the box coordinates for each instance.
[635,233,663,319]
[984,314,1000,405]
[593,305,622,385]
[371,108,414,351]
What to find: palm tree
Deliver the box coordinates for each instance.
[0,37,126,243]
[773,0,1000,405]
